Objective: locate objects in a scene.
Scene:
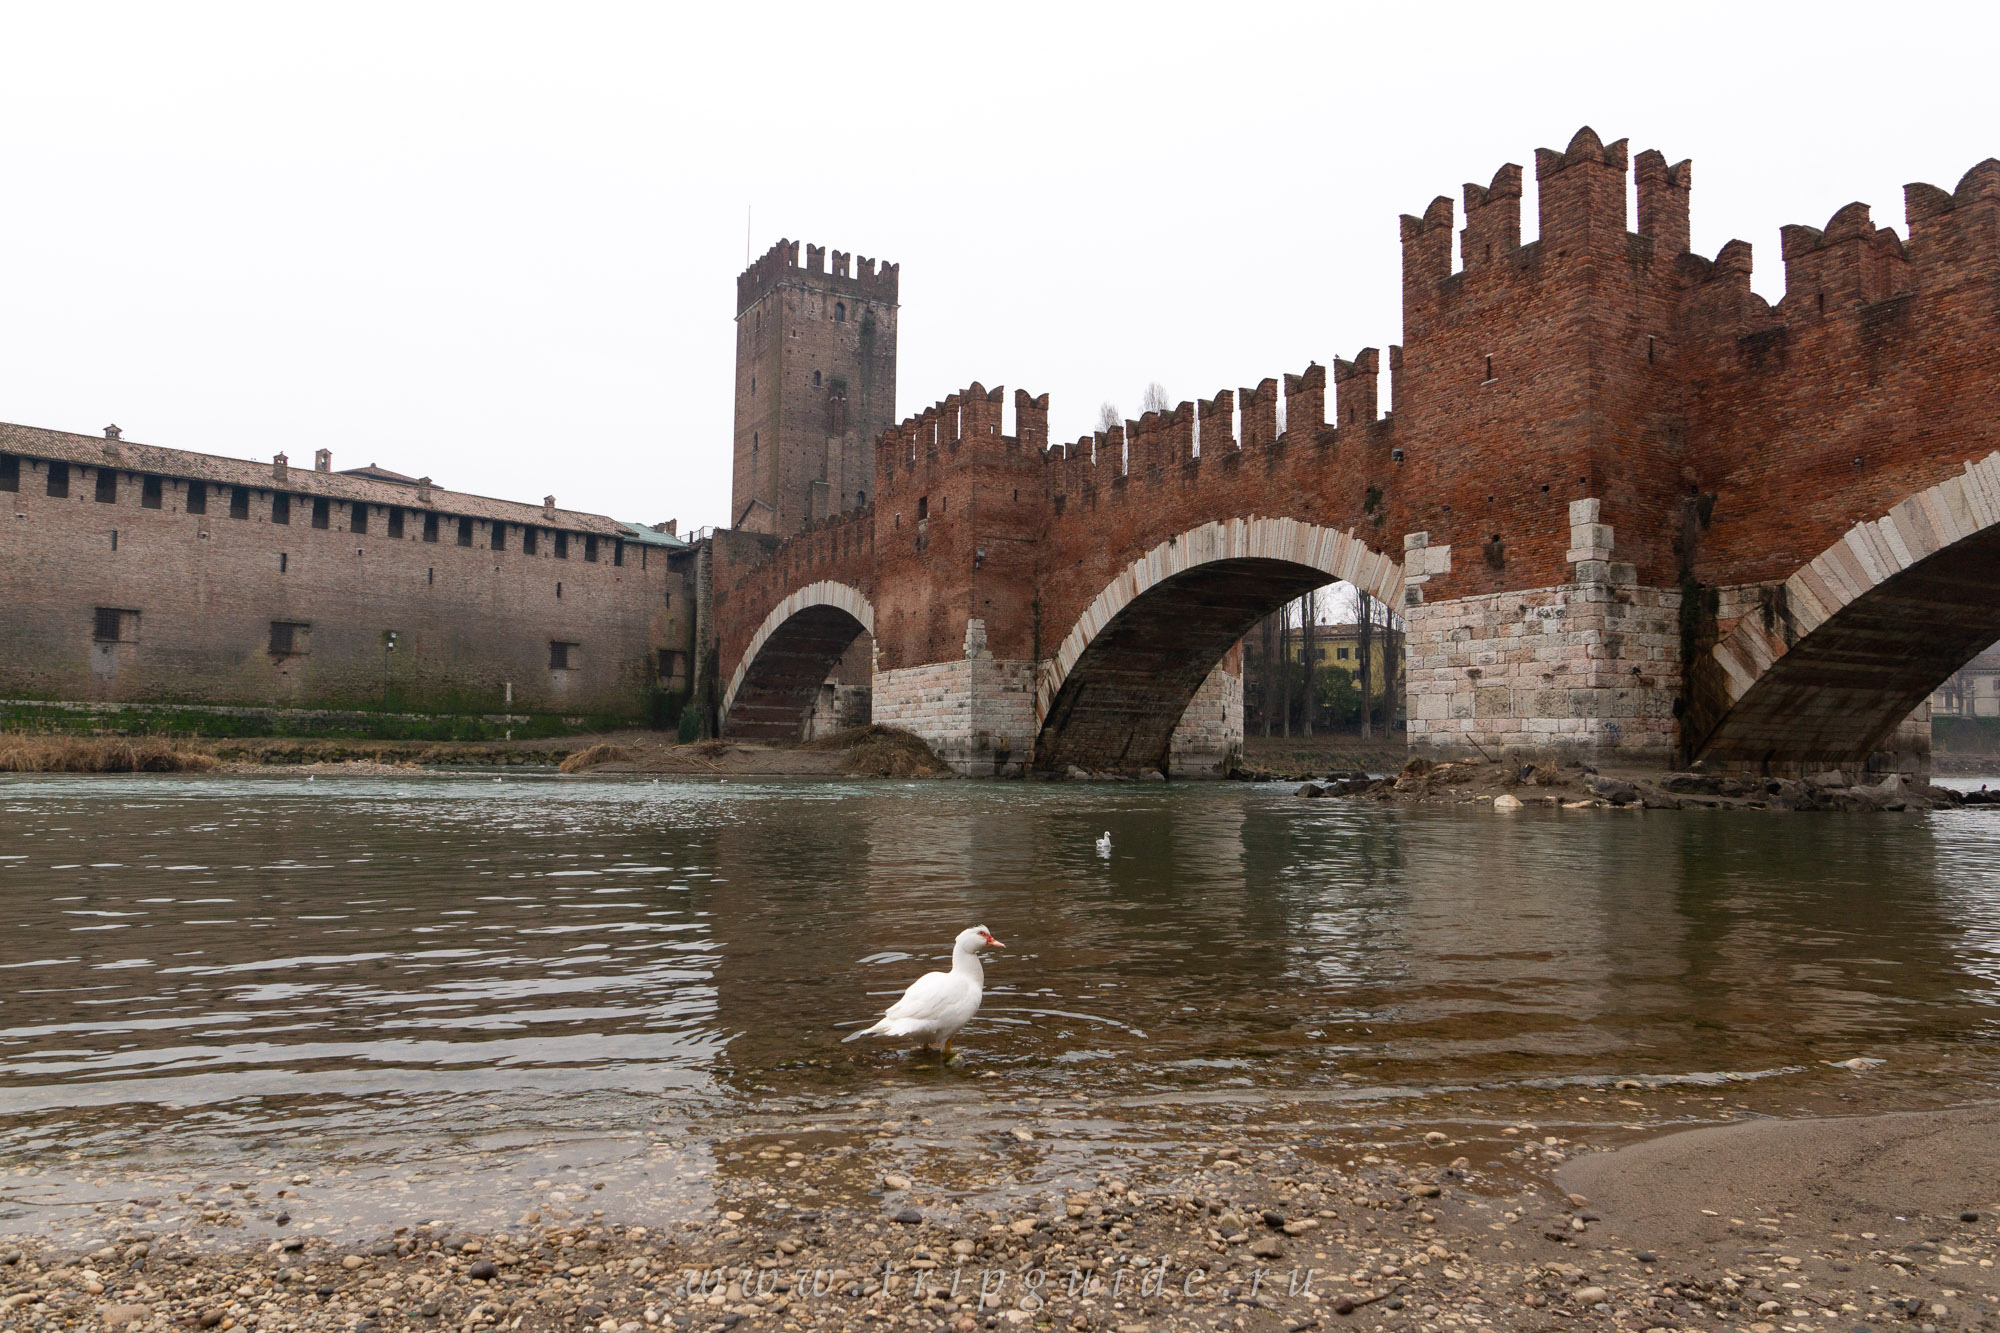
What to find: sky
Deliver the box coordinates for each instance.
[2,2,1993,533]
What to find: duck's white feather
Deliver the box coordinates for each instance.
[844,926,998,1049]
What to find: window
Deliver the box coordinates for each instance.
[657,649,676,678]
[0,453,17,492]
[612,538,624,567]
[95,469,117,504]
[752,432,758,455]
[812,370,822,387]
[141,475,162,508]
[584,535,599,562]
[94,607,135,642]
[230,486,250,519]
[491,521,506,551]
[835,301,846,322]
[916,496,928,521]
[280,552,288,573]
[311,496,330,529]
[423,512,439,543]
[549,640,578,670]
[272,493,291,525]
[457,516,473,547]
[554,531,569,560]
[269,621,310,655]
[387,507,404,539]
[857,490,866,508]
[186,481,207,514]
[47,462,69,498]
[350,502,368,534]
[523,526,538,555]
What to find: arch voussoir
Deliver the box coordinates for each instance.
[1691,450,2000,768]
[720,580,874,736]
[1033,516,1403,774]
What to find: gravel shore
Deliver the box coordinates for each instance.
[7,1102,1998,1333]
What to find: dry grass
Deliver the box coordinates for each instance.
[557,743,633,773]
[804,725,950,778]
[0,736,221,773]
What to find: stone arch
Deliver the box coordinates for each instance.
[1034,517,1403,774]
[1687,451,2000,768]
[720,581,875,741]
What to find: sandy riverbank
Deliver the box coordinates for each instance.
[5,1099,1998,1333]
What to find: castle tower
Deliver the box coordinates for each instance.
[732,240,899,537]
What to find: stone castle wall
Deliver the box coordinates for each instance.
[0,426,689,718]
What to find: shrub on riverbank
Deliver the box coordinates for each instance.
[558,743,634,773]
[805,725,950,777]
[0,736,221,773]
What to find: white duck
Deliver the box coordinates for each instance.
[843,925,1004,1054]
[1095,830,1112,857]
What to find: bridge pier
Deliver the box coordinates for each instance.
[1403,501,1684,769]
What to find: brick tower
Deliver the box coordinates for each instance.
[732,240,899,537]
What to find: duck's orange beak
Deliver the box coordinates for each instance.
[985,934,1006,948]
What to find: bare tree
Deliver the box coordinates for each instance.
[1299,589,1317,738]
[1097,402,1122,433]
[1277,603,1294,739]
[1140,382,1171,415]
[1356,590,1375,740]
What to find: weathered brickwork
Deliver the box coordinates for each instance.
[0,424,690,718]
[733,241,898,537]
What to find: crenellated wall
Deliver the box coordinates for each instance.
[713,129,2000,775]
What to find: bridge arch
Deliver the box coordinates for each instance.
[720,581,875,741]
[1034,517,1403,774]
[1687,451,2000,768]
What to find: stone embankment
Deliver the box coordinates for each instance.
[1297,759,1986,812]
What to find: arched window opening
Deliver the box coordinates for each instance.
[835,301,846,322]
[812,370,822,387]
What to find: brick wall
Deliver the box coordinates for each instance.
[0,430,685,717]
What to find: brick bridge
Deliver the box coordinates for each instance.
[708,129,2000,777]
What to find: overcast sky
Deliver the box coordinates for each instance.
[3,3,1991,530]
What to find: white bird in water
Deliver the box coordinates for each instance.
[1095,830,1112,857]
[844,925,1005,1055]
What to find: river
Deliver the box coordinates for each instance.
[3,773,1999,1242]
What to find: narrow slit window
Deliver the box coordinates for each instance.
[612,538,623,567]
[1483,354,1494,382]
[280,552,288,573]
[835,301,846,322]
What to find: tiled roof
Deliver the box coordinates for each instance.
[0,421,633,537]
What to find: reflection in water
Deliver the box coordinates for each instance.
[2,775,2000,1171]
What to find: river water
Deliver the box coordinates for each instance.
[3,774,2000,1242]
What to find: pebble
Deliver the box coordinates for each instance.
[882,1174,911,1191]
[468,1260,498,1281]
[891,1208,922,1224]
[340,1254,364,1269]
[1575,1286,1607,1303]
[1248,1236,1284,1259]
[100,1305,152,1328]
[1963,1210,1982,1222]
